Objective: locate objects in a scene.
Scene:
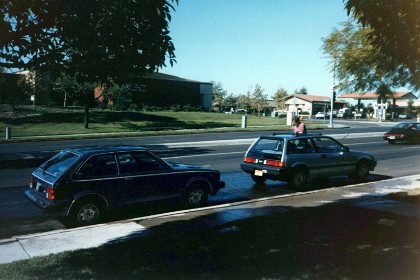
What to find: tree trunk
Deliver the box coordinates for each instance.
[84,89,90,129]
[84,104,89,129]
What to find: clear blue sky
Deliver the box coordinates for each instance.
[161,0,351,99]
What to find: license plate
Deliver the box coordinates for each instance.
[388,136,395,139]
[254,170,264,176]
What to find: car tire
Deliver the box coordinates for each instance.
[352,161,370,181]
[288,169,307,190]
[69,200,105,227]
[251,174,267,184]
[185,184,208,208]
[388,139,395,144]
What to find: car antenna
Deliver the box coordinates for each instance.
[342,132,350,140]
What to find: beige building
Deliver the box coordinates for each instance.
[283,94,347,117]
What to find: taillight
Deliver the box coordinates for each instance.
[46,186,55,200]
[29,177,33,187]
[244,157,257,163]
[265,160,286,167]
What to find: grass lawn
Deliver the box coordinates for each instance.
[0,105,325,141]
[0,203,418,279]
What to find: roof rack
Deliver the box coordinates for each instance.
[271,132,323,137]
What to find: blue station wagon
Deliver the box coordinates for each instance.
[241,133,377,189]
[25,146,225,226]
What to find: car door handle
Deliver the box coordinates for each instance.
[320,155,327,158]
[125,177,133,181]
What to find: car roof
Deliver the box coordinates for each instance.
[65,145,149,156]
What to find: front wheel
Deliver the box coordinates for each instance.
[288,169,308,190]
[351,162,370,181]
[185,185,208,208]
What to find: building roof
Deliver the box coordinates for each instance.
[338,91,417,100]
[143,72,212,85]
[285,94,346,104]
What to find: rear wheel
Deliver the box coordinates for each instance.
[288,169,307,190]
[388,139,395,144]
[68,200,105,227]
[251,174,267,184]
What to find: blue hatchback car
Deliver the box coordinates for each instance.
[25,146,225,226]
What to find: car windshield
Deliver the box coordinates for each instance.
[250,138,284,152]
[40,151,80,177]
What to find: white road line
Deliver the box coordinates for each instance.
[162,151,245,160]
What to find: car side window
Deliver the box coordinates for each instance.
[117,152,167,174]
[313,137,343,153]
[76,154,118,178]
[287,139,315,154]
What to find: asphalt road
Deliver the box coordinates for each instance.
[1,122,419,239]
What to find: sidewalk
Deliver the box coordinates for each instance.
[1,174,419,265]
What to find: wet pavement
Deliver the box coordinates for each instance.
[1,173,419,264]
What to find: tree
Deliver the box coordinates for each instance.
[273,87,288,110]
[0,0,178,127]
[293,87,308,95]
[211,81,227,111]
[52,73,83,107]
[251,84,268,116]
[322,20,396,94]
[344,0,420,90]
[237,92,252,113]
[224,94,238,111]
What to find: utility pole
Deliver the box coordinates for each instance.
[329,58,336,128]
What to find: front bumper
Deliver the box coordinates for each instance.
[212,181,225,195]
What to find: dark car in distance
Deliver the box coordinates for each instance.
[25,146,225,226]
[383,122,420,144]
[241,133,376,189]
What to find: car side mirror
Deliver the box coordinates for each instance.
[343,146,350,152]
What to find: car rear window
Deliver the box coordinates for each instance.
[40,151,80,177]
[250,138,283,152]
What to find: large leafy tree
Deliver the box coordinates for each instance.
[344,0,420,90]
[0,0,178,127]
[322,20,395,93]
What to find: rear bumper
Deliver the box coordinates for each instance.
[24,189,70,218]
[383,134,407,142]
[240,162,291,180]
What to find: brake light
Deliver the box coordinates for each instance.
[46,186,55,200]
[29,177,33,187]
[265,160,286,167]
[244,157,257,163]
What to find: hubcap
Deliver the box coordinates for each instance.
[78,204,99,223]
[189,190,203,204]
